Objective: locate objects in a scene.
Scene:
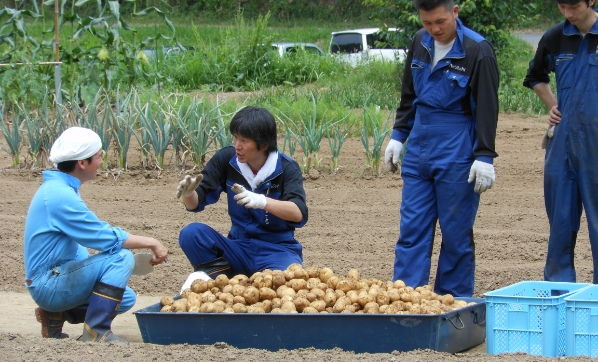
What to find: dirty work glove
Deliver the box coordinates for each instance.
[467,160,495,194]
[176,174,203,198]
[232,183,267,209]
[384,139,404,172]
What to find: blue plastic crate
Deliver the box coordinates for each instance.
[484,281,590,357]
[565,284,598,357]
[135,297,485,353]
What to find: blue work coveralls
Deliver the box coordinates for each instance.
[524,12,598,283]
[179,146,308,276]
[391,19,499,297]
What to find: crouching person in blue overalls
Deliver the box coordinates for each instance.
[384,0,499,297]
[176,106,308,292]
[23,127,169,341]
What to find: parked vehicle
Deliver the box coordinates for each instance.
[330,28,406,66]
[142,45,194,59]
[271,42,324,57]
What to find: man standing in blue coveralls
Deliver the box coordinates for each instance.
[384,0,499,297]
[524,0,598,283]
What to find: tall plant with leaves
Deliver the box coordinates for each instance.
[112,88,136,169]
[137,101,171,169]
[0,105,24,167]
[360,106,388,176]
[52,0,175,99]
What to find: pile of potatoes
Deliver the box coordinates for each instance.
[160,264,474,314]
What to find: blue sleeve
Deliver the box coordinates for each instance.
[48,191,129,253]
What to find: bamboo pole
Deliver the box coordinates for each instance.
[0,61,63,67]
[54,0,62,105]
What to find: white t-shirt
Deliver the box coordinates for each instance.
[432,39,455,68]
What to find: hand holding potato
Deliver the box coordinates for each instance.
[176,174,203,199]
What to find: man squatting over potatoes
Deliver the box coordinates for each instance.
[176,106,308,292]
[23,127,169,342]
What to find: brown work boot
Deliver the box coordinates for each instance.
[35,307,69,339]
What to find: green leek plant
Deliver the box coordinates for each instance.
[112,90,136,169]
[360,106,389,176]
[327,117,351,173]
[0,106,23,167]
[182,105,213,169]
[137,102,171,170]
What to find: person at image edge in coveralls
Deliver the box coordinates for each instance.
[524,0,598,283]
[23,127,168,342]
[384,0,499,297]
[176,106,308,292]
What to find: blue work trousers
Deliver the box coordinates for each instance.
[393,113,480,297]
[27,249,135,313]
[179,223,302,276]
[544,105,598,283]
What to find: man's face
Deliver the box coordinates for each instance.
[419,5,459,45]
[558,1,595,28]
[233,134,266,167]
[80,150,103,181]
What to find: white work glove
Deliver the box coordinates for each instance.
[179,271,211,295]
[467,160,496,194]
[176,174,203,198]
[541,125,555,149]
[232,183,267,209]
[384,139,404,172]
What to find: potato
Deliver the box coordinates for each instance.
[259,287,277,301]
[346,268,360,280]
[281,301,297,313]
[305,266,320,279]
[262,299,273,313]
[327,275,340,289]
[191,280,209,294]
[357,291,374,307]
[288,278,307,292]
[188,305,200,313]
[223,307,235,313]
[172,298,188,312]
[375,291,390,306]
[293,297,310,313]
[334,289,346,299]
[319,267,334,282]
[342,278,360,293]
[247,303,266,313]
[363,302,380,314]
[214,274,229,289]
[306,277,321,290]
[187,292,201,307]
[287,263,303,272]
[387,288,401,302]
[232,274,249,286]
[232,303,248,313]
[342,304,357,313]
[270,308,284,314]
[221,284,233,294]
[271,297,282,309]
[243,286,260,305]
[201,291,217,303]
[310,300,327,312]
[218,292,234,305]
[323,291,337,307]
[346,290,359,304]
[181,289,193,299]
[277,285,296,299]
[310,288,325,300]
[295,289,309,298]
[160,296,174,306]
[253,274,273,289]
[393,279,406,288]
[440,294,455,306]
[302,306,319,314]
[271,270,287,289]
[305,292,317,302]
[232,295,246,305]
[333,296,351,313]
[283,269,295,281]
[293,268,309,280]
[231,284,246,297]
[199,303,216,313]
[160,305,173,313]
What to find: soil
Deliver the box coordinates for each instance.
[0,112,593,361]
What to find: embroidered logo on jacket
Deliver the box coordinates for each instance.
[449,63,466,73]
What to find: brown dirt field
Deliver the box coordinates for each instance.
[0,112,594,361]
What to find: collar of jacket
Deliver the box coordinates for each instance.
[421,17,466,59]
[562,8,598,36]
[42,169,81,193]
[228,152,284,191]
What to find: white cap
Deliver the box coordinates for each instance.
[49,127,102,167]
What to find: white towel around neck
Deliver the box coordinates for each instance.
[237,151,279,190]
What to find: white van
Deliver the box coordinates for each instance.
[330,28,407,66]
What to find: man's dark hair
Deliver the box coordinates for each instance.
[413,0,455,11]
[556,0,590,5]
[57,156,93,173]
[229,106,278,153]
